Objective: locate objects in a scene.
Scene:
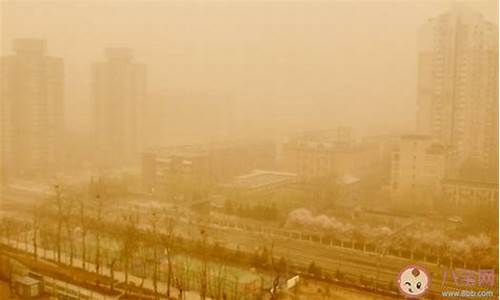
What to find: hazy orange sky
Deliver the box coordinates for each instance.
[1,0,498,139]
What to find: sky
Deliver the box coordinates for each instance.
[1,0,498,139]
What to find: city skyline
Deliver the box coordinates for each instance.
[2,1,497,137]
[0,1,498,299]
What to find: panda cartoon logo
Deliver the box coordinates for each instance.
[397,264,430,298]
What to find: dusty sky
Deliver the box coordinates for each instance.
[1,0,498,139]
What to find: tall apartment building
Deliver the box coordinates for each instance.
[0,39,64,180]
[417,9,499,172]
[93,48,147,168]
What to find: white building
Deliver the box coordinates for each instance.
[390,135,448,201]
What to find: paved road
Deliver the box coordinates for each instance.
[169,219,490,298]
[2,192,496,299]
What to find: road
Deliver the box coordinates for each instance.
[1,190,496,299]
[122,201,475,298]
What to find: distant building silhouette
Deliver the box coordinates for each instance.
[280,128,377,181]
[417,9,499,173]
[142,140,276,194]
[1,39,64,180]
[442,178,498,210]
[92,48,147,168]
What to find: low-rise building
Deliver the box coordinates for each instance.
[280,128,378,181]
[13,276,41,298]
[222,170,297,196]
[336,174,361,205]
[142,140,275,194]
[442,179,498,209]
[390,135,448,197]
[218,170,296,218]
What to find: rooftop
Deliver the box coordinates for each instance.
[400,134,432,140]
[145,140,272,158]
[426,143,447,155]
[226,170,297,190]
[443,178,498,189]
[14,276,39,286]
[14,39,46,54]
[336,174,360,185]
[105,48,133,61]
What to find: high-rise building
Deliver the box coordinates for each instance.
[92,48,147,167]
[417,9,499,172]
[0,39,64,180]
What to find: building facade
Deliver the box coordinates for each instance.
[442,179,498,209]
[142,140,276,194]
[1,39,64,180]
[417,9,499,172]
[93,48,147,168]
[221,169,297,198]
[390,135,447,201]
[280,129,376,181]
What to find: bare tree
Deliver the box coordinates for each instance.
[63,199,76,267]
[79,196,88,270]
[175,256,192,300]
[137,241,149,295]
[107,236,121,293]
[162,212,176,299]
[120,213,139,295]
[94,193,104,275]
[269,242,282,300]
[54,184,63,264]
[39,222,57,261]
[148,209,160,299]
[199,228,208,300]
[260,234,282,300]
[31,204,42,260]
[39,222,52,260]
[21,221,32,253]
[1,218,15,246]
[211,262,228,300]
